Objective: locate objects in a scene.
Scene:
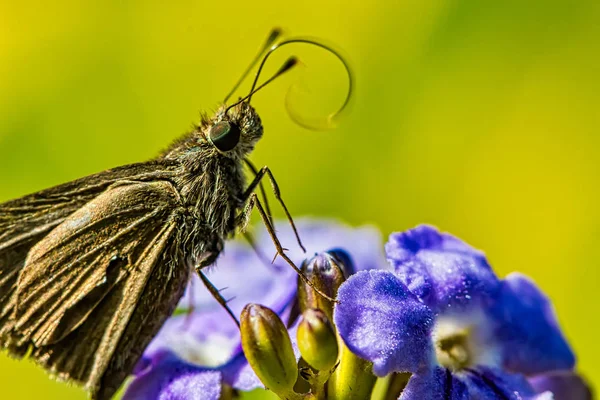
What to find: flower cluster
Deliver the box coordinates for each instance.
[335,225,589,399]
[125,220,590,400]
[123,219,384,399]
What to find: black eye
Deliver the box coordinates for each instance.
[209,121,240,152]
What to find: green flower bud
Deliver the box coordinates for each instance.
[297,309,339,371]
[240,304,298,395]
[298,251,351,319]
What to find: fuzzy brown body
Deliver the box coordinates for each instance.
[0,102,263,399]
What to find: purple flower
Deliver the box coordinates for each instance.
[335,225,583,399]
[124,218,384,399]
[124,221,587,399]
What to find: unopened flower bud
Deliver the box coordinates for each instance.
[240,304,297,395]
[298,250,354,318]
[297,308,339,372]
[327,248,356,277]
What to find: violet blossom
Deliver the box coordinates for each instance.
[334,225,589,399]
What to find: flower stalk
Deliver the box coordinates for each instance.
[326,343,377,400]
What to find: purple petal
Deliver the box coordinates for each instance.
[401,367,551,400]
[138,291,297,391]
[180,239,298,323]
[124,352,221,400]
[140,311,240,371]
[258,218,387,273]
[400,367,469,400]
[490,273,575,375]
[529,371,592,400]
[465,367,542,400]
[334,270,435,376]
[386,225,500,312]
[220,351,263,391]
[385,225,483,265]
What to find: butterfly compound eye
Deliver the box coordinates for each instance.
[209,121,241,152]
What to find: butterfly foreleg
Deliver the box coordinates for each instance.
[241,162,305,252]
[244,158,273,227]
[195,267,240,327]
[238,193,337,303]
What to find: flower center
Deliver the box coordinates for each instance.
[435,331,472,371]
[432,312,501,371]
[432,315,481,372]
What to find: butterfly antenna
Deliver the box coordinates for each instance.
[225,57,298,114]
[223,28,283,104]
[246,37,353,124]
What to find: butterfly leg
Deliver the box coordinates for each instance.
[242,162,306,252]
[244,159,274,227]
[240,193,337,303]
[196,269,240,328]
[195,251,240,327]
[243,232,283,272]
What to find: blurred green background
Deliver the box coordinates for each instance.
[1,0,598,398]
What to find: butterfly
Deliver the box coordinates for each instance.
[0,29,352,399]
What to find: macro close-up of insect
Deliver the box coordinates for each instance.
[1,2,599,400]
[0,29,352,400]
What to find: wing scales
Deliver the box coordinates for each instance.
[0,162,178,345]
[13,181,181,347]
[0,161,194,399]
[31,216,187,400]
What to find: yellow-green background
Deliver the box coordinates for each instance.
[1,0,598,398]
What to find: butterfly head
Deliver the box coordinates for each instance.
[206,102,263,157]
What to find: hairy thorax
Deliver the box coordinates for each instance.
[168,144,247,264]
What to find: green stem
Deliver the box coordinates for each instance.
[370,373,411,400]
[326,342,377,400]
[274,389,315,400]
[370,376,390,400]
[305,368,333,400]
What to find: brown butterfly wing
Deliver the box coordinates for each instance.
[0,162,178,344]
[0,229,49,340]
[87,227,190,400]
[0,161,178,245]
[1,168,192,399]
[15,180,188,398]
